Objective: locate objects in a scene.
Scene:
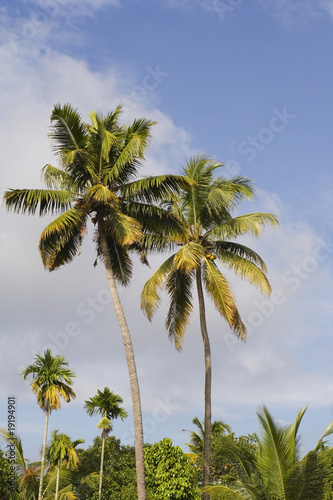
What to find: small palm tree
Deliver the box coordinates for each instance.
[141,154,278,497]
[187,417,231,455]
[204,406,333,499]
[0,428,78,500]
[84,387,128,500]
[21,349,76,500]
[46,430,84,500]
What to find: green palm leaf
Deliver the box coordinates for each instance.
[103,118,155,186]
[3,189,75,216]
[42,165,78,191]
[174,242,204,272]
[214,213,278,239]
[86,184,119,205]
[102,207,142,246]
[50,103,87,157]
[38,206,87,270]
[96,231,133,286]
[216,246,271,296]
[121,174,193,203]
[141,255,176,320]
[255,406,296,498]
[214,242,267,272]
[202,260,246,338]
[165,267,194,349]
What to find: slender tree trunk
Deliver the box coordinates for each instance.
[38,410,50,500]
[98,221,146,500]
[98,435,105,500]
[55,466,60,500]
[196,267,211,500]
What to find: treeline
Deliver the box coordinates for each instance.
[2,407,333,499]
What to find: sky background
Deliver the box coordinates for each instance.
[1,0,333,462]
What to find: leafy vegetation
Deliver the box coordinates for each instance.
[144,438,201,499]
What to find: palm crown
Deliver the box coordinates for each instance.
[3,103,187,278]
[84,387,128,422]
[141,154,279,348]
[21,349,76,413]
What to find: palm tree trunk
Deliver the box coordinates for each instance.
[98,435,105,500]
[55,466,60,500]
[38,410,50,500]
[196,267,211,500]
[98,221,146,500]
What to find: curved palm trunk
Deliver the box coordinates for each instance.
[98,435,105,500]
[196,267,212,500]
[98,222,146,500]
[55,466,60,500]
[38,410,50,500]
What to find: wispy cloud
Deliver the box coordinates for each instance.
[255,0,327,26]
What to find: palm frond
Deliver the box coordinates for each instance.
[215,245,271,296]
[126,202,188,246]
[121,174,194,204]
[314,420,333,451]
[255,406,291,498]
[38,206,87,270]
[173,242,204,273]
[50,103,87,157]
[41,165,78,191]
[216,213,279,239]
[202,260,246,338]
[141,255,176,320]
[96,231,133,286]
[214,241,267,272]
[165,267,194,349]
[0,429,27,477]
[3,189,75,216]
[102,207,142,246]
[86,184,119,205]
[103,118,155,185]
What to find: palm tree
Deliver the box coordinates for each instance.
[21,349,76,500]
[187,417,231,455]
[84,387,128,500]
[0,429,78,500]
[46,430,84,500]
[3,103,188,500]
[203,406,333,499]
[141,154,278,496]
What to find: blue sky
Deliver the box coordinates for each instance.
[1,0,333,461]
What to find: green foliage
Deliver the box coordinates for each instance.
[144,438,201,499]
[0,429,78,500]
[72,436,137,500]
[0,447,16,496]
[204,406,333,499]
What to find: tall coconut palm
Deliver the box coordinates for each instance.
[20,349,76,500]
[3,103,189,500]
[46,430,84,500]
[141,154,278,497]
[203,406,333,499]
[84,387,128,500]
